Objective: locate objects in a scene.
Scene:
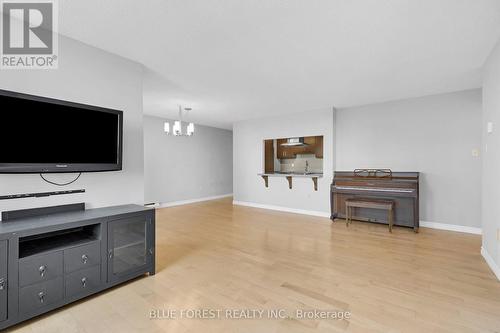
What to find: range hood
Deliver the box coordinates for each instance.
[281,137,308,147]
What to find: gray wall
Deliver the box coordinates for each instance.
[482,39,500,268]
[336,89,482,227]
[233,109,334,215]
[0,35,145,217]
[144,115,233,204]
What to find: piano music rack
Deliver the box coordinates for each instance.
[353,169,392,178]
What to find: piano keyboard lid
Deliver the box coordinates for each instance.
[332,186,415,193]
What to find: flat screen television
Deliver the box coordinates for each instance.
[0,89,123,173]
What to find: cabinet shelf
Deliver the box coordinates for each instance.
[19,224,100,258]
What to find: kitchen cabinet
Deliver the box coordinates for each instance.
[264,140,274,173]
[303,136,316,146]
[303,136,323,157]
[277,139,306,159]
[276,136,323,159]
[276,139,289,159]
[314,136,323,158]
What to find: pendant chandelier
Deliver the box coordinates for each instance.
[164,105,195,136]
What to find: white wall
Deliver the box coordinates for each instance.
[144,116,233,205]
[482,39,500,272]
[233,109,334,215]
[336,89,482,228]
[0,35,144,216]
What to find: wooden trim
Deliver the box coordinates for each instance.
[312,177,318,191]
[264,140,274,173]
[261,175,269,187]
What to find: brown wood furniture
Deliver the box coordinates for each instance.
[275,136,323,159]
[261,175,269,187]
[312,177,318,191]
[331,169,419,232]
[345,198,395,232]
[264,140,274,173]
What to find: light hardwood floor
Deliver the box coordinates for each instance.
[6,197,500,333]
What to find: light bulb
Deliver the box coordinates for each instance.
[187,122,195,136]
[173,120,181,136]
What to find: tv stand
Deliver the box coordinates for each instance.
[0,204,155,330]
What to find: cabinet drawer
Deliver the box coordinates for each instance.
[64,241,101,273]
[65,265,101,299]
[19,252,63,287]
[19,277,63,315]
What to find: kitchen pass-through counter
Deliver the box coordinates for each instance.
[258,172,323,191]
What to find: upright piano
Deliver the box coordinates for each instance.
[331,169,419,232]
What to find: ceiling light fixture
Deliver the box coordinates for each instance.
[164,105,195,136]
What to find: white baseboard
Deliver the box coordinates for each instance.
[481,246,500,281]
[420,221,482,235]
[232,200,331,218]
[231,203,482,234]
[159,194,233,208]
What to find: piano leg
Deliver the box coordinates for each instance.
[413,197,419,233]
[330,188,335,221]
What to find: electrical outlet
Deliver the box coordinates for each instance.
[487,122,494,133]
[497,229,500,241]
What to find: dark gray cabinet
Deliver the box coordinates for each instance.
[65,265,100,299]
[0,240,7,322]
[0,204,155,330]
[107,215,154,283]
[64,241,101,274]
[19,252,63,287]
[19,276,63,315]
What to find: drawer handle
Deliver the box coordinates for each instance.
[0,278,5,291]
[39,265,47,277]
[82,254,89,264]
[38,291,45,303]
[81,277,87,288]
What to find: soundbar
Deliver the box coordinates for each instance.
[0,189,85,200]
[2,202,85,221]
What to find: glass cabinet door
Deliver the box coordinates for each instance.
[107,216,151,282]
[0,240,7,322]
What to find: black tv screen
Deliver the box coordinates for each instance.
[0,89,123,173]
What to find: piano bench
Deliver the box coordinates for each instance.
[345,199,395,232]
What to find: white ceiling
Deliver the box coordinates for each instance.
[58,0,500,129]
